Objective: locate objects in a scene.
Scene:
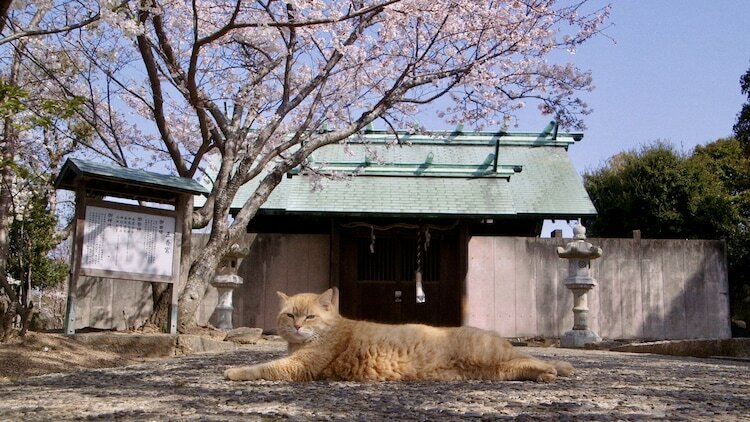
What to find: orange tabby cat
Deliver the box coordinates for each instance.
[224,288,573,383]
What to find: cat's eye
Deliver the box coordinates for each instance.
[285,313,294,319]
[305,315,316,320]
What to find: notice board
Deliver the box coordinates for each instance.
[80,203,177,281]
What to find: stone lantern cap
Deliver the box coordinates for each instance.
[225,243,249,258]
[212,273,244,289]
[216,243,249,276]
[556,223,602,289]
[556,241,603,260]
[556,224,602,260]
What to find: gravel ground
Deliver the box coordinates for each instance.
[1,340,749,421]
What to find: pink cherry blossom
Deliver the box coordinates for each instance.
[0,0,609,330]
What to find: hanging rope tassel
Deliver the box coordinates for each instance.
[369,226,376,254]
[415,226,426,303]
[415,271,425,304]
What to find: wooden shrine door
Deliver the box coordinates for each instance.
[339,227,460,326]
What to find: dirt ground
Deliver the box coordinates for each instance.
[0,331,168,382]
[3,340,749,421]
[2,330,745,384]
[0,332,587,382]
[0,331,654,383]
[0,325,239,383]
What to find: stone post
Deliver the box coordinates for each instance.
[556,224,603,348]
[210,244,248,330]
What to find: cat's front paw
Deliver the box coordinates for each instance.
[535,367,557,383]
[223,368,242,381]
[553,361,574,377]
[224,366,261,381]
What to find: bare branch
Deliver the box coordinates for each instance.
[0,13,101,46]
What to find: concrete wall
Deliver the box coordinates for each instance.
[465,236,731,340]
[74,233,331,332]
[198,233,332,331]
[72,233,731,341]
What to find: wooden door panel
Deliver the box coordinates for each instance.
[339,227,460,326]
[400,282,441,325]
[358,283,401,323]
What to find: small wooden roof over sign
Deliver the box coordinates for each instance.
[55,158,209,203]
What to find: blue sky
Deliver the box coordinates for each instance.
[423,2,748,175]
[528,1,749,174]
[508,2,750,235]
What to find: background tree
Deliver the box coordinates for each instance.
[734,65,750,153]
[584,142,737,238]
[3,0,609,332]
[584,139,750,331]
[694,138,750,330]
[729,64,750,326]
[5,190,68,337]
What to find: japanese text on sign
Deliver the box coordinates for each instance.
[81,205,176,277]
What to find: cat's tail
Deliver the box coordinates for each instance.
[550,360,574,377]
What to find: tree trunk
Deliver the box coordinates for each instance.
[18,300,32,336]
[1,300,18,342]
[0,119,18,342]
[170,163,287,332]
[178,244,221,333]
[0,203,16,341]
[0,0,13,33]
[0,18,34,342]
[143,282,170,331]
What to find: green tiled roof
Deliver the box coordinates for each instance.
[55,158,209,200]
[199,129,596,219]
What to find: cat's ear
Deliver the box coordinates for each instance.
[277,291,290,305]
[318,289,335,311]
[331,286,340,312]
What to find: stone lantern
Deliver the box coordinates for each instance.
[210,243,248,330]
[556,223,602,348]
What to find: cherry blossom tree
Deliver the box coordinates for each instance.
[5,0,609,332]
[0,0,104,339]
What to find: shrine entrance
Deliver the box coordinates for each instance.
[338,223,461,326]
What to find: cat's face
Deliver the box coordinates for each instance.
[276,289,338,344]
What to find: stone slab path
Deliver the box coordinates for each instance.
[1,342,749,421]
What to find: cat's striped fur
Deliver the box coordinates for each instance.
[224,289,573,382]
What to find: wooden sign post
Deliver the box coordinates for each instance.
[55,159,208,335]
